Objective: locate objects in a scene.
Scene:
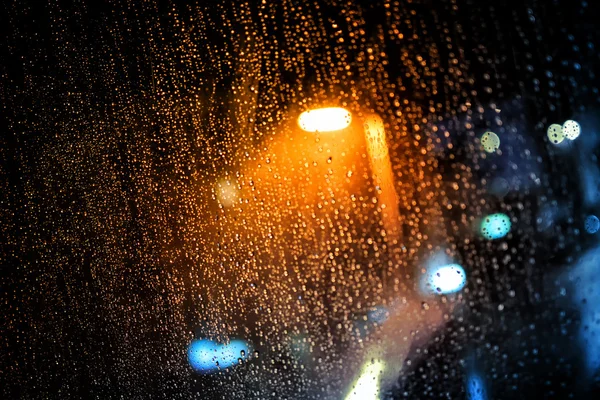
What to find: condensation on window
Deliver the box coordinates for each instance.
[2,0,600,399]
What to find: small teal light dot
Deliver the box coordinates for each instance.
[480,131,500,153]
[585,215,600,234]
[480,213,511,240]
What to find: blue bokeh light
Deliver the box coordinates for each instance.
[187,339,250,372]
[480,213,511,240]
[422,263,467,295]
[584,215,600,234]
[466,373,488,400]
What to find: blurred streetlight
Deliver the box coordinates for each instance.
[297,108,400,242]
[363,114,401,242]
[298,107,352,132]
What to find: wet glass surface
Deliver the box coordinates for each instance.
[2,1,600,399]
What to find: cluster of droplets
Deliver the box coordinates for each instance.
[0,0,491,396]
[5,0,597,399]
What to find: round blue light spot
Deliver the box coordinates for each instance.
[480,213,511,240]
[585,215,600,234]
[187,339,249,373]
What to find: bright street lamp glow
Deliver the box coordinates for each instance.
[298,107,352,132]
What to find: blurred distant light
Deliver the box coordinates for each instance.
[480,131,500,153]
[480,213,511,240]
[466,373,488,400]
[547,123,565,145]
[562,119,581,140]
[363,113,401,239]
[585,215,600,234]
[422,263,467,295]
[363,114,388,160]
[298,107,352,132]
[488,177,510,199]
[344,359,385,400]
[367,305,389,324]
[216,179,239,207]
[188,339,249,372]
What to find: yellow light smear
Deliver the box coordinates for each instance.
[345,359,385,400]
[298,107,352,132]
[216,179,239,208]
[363,114,401,241]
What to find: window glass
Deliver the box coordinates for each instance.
[2,1,600,399]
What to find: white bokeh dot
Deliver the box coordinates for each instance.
[562,119,581,140]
